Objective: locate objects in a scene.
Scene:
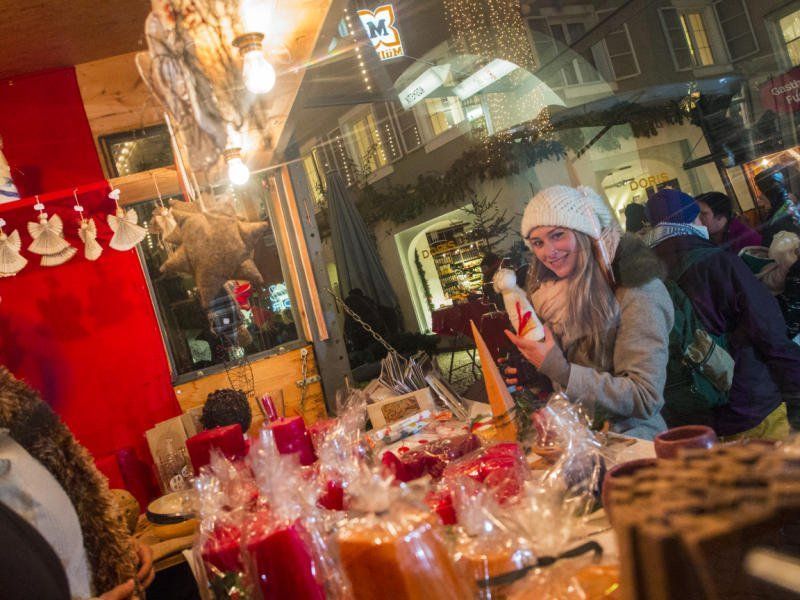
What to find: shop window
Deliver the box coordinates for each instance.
[713,0,758,61]
[133,191,301,379]
[421,96,466,138]
[595,9,641,80]
[301,153,325,207]
[660,7,719,70]
[778,8,800,66]
[99,125,174,178]
[339,108,389,175]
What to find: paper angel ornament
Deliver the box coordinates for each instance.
[150,204,177,240]
[492,268,545,341]
[27,207,76,267]
[78,218,103,261]
[0,219,27,277]
[107,188,146,251]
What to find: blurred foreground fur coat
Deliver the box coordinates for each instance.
[0,366,137,592]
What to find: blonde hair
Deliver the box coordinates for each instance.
[528,231,620,369]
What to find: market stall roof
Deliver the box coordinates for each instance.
[0,0,150,78]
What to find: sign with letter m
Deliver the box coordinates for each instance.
[357,4,404,61]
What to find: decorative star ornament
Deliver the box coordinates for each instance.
[160,200,270,307]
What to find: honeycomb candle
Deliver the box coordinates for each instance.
[492,268,545,341]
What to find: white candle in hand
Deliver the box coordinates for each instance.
[492,268,545,341]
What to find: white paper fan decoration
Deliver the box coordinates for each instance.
[40,246,77,267]
[0,219,27,277]
[27,213,71,255]
[107,188,146,251]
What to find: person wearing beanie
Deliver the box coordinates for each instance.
[645,189,800,438]
[507,185,673,440]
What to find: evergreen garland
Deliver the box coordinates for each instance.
[414,250,434,313]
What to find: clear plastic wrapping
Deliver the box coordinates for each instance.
[449,480,535,598]
[337,465,472,600]
[245,429,351,600]
[381,433,481,482]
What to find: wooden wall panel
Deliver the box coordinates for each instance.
[173,345,328,435]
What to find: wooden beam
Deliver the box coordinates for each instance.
[110,166,181,206]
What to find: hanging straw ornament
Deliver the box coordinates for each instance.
[27,197,76,267]
[107,188,146,251]
[148,172,177,244]
[0,218,27,277]
[73,189,103,261]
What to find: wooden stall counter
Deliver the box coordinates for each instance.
[173,345,327,436]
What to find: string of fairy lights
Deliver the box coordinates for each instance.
[443,0,553,137]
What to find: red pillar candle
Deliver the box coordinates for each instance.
[245,520,325,600]
[266,417,317,466]
[201,523,244,576]
[186,424,247,474]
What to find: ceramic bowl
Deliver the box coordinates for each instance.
[654,425,717,459]
[601,458,658,523]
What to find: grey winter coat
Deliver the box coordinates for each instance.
[538,234,674,440]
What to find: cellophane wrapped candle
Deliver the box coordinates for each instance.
[314,389,370,511]
[193,467,254,600]
[432,442,529,524]
[381,433,481,482]
[337,466,472,600]
[449,480,534,599]
[245,429,351,600]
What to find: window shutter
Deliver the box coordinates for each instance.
[327,127,355,187]
[713,0,758,62]
[391,102,423,153]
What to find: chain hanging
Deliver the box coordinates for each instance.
[325,288,397,354]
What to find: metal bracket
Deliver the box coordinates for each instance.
[296,374,321,387]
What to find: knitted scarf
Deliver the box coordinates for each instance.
[0,367,137,594]
[643,222,709,248]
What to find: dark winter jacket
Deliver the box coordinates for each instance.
[651,235,800,435]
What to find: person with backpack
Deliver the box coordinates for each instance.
[645,189,800,439]
[505,185,673,440]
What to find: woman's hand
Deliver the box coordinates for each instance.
[135,540,155,588]
[504,326,556,369]
[99,579,136,600]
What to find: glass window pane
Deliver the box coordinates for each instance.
[134,192,299,377]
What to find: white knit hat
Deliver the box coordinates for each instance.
[521,185,608,243]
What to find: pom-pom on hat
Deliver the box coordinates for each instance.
[645,189,700,225]
[521,185,605,243]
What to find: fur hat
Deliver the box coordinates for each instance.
[521,185,607,243]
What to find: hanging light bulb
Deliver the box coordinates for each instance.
[240,0,273,35]
[224,148,250,186]
[234,32,276,95]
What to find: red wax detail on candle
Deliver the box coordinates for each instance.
[186,424,246,474]
[246,521,325,600]
[261,394,278,422]
[425,489,456,526]
[317,479,344,511]
[267,417,317,466]
[397,446,410,454]
[201,523,243,574]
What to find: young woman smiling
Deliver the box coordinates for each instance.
[505,185,674,439]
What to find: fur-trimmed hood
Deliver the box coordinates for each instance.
[612,233,666,289]
[0,367,137,594]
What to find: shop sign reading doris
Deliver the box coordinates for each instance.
[760,66,800,113]
[358,4,404,61]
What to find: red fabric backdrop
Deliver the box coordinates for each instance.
[0,67,180,491]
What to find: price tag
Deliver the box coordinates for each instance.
[34,202,45,211]
[73,205,84,212]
